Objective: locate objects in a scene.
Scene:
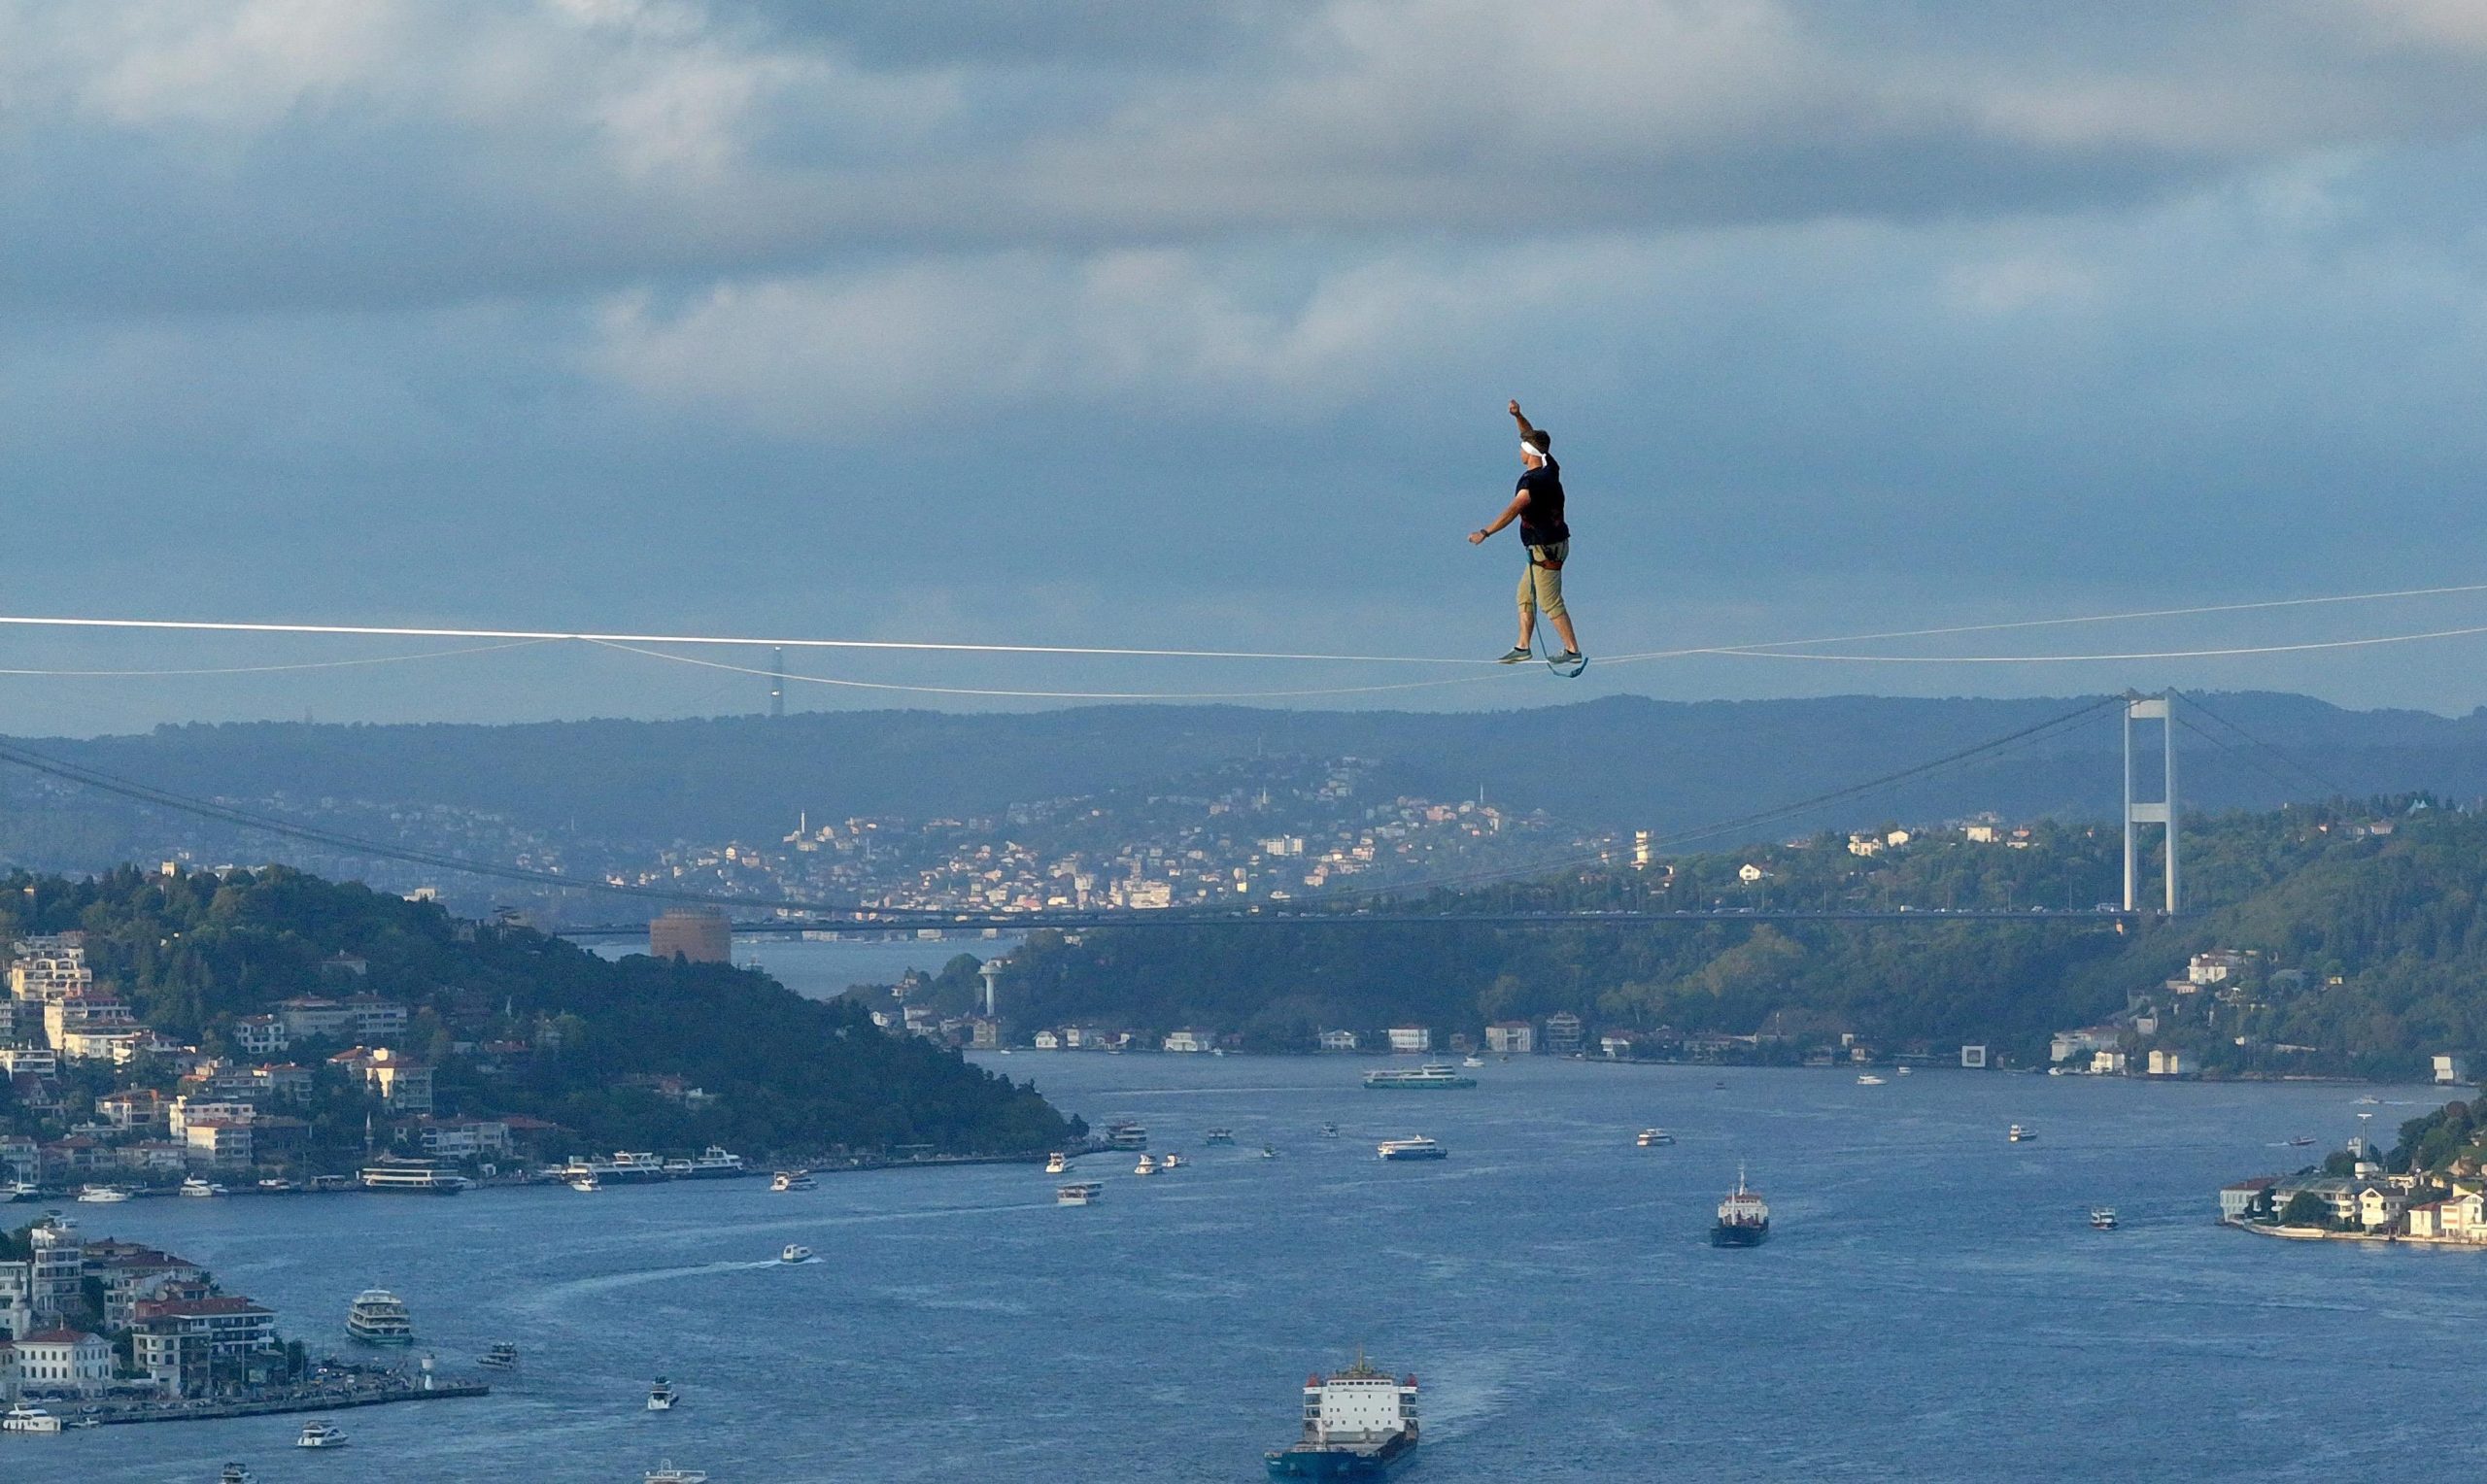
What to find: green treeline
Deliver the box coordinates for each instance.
[1005,798,2487,1076]
[2,866,1069,1159]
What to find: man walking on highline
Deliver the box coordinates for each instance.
[1468,399,1584,671]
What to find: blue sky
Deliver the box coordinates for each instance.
[8,0,2487,732]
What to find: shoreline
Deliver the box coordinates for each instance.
[2223,1217,2487,1249]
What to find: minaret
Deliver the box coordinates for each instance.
[979,960,1004,1018]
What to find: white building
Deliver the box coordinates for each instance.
[2146,1049,2189,1076]
[1162,1029,1216,1054]
[1317,1029,1360,1053]
[2435,1054,2470,1085]
[1386,1026,1431,1054]
[1032,1029,1062,1051]
[9,1328,113,1396]
[232,1016,289,1057]
[1483,1022,1534,1056]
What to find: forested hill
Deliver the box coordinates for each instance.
[999,798,2487,1079]
[22,691,2487,850]
[1,866,1069,1160]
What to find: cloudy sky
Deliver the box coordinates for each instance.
[8,0,2487,732]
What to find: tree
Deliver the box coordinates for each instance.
[2281,1191,2330,1227]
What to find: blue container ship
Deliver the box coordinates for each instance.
[1266,1352,1419,1479]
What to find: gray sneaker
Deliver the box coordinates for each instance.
[1496,647,1533,663]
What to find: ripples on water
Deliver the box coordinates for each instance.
[53,1054,2479,1482]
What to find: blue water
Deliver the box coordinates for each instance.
[39,1058,2470,1482]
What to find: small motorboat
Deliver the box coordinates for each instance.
[1158,1152,1184,1170]
[2,1403,61,1433]
[567,1173,600,1193]
[1043,1152,1070,1174]
[1461,1055,1485,1068]
[771,1169,816,1192]
[647,1377,679,1411]
[221,1467,256,1484]
[646,1467,710,1484]
[1134,1154,1159,1176]
[780,1244,813,1264]
[295,1420,351,1448]
[1260,1144,1278,1159]
[1636,1129,1675,1147]
[478,1342,519,1371]
[2287,1135,2316,1147]
[1894,1065,1913,1076]
[2091,1207,2120,1231]
[1857,1074,1887,1086]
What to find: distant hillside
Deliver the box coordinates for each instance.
[13,691,2487,858]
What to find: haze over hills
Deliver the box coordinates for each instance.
[12,691,2485,853]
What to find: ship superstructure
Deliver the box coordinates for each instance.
[1266,1352,1419,1479]
[1711,1165,1771,1248]
[1362,1064,1477,1091]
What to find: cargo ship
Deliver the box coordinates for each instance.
[1711,1165,1770,1247]
[1362,1064,1476,1091]
[1265,1351,1419,1479]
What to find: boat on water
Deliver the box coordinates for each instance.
[770,1169,816,1192]
[1461,1055,1485,1068]
[221,1466,256,1484]
[256,1178,299,1194]
[179,1177,228,1197]
[1160,1152,1185,1169]
[1106,1121,1150,1151]
[75,1184,133,1203]
[1265,1350,1419,1480]
[684,1146,746,1178]
[2287,1135,2317,1147]
[1135,1154,1160,1176]
[1044,1152,1070,1174]
[1895,1065,1913,1076]
[1857,1074,1887,1086]
[780,1244,813,1264]
[1318,1124,1342,1139]
[646,1467,709,1484]
[1376,1137,1447,1162]
[1363,1064,1478,1091]
[358,1159,469,1194]
[1205,1129,1236,1145]
[2,1402,61,1433]
[1261,1145,1279,1159]
[479,1342,519,1371]
[1636,1129,1675,1148]
[5,1179,43,1201]
[2008,1124,2036,1143]
[647,1377,679,1411]
[2355,1095,2381,1105]
[2091,1207,2120,1231]
[567,1173,602,1193]
[1058,1181,1104,1206]
[1712,1166,1771,1247]
[345,1289,415,1344]
[296,1420,350,1448]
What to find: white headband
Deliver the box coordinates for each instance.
[1521,441,1544,460]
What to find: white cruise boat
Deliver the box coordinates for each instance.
[2091,1207,2120,1231]
[75,1184,134,1202]
[1,1402,61,1433]
[780,1244,813,1264]
[647,1377,679,1411]
[358,1159,468,1194]
[1057,1181,1104,1205]
[1159,1152,1185,1169]
[1376,1136,1448,1162]
[296,1420,351,1448]
[1044,1151,1070,1174]
[607,1151,668,1183]
[770,1169,816,1193]
[180,1177,229,1197]
[685,1146,746,1178]
[345,1288,415,1344]
[5,1179,42,1200]
[1363,1064,1478,1091]
[1636,1128,1675,1147]
[479,1342,519,1371]
[646,1466,708,1483]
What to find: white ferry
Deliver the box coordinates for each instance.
[2008,1124,2037,1143]
[1377,1137,1448,1162]
[358,1159,469,1195]
[780,1244,813,1264]
[479,1342,519,1371]
[1363,1064,1478,1091]
[1057,1181,1104,1205]
[1106,1121,1150,1151]
[1,1402,61,1433]
[75,1184,133,1202]
[1636,1129,1675,1148]
[1044,1152,1071,1174]
[180,1177,229,1197]
[770,1169,816,1193]
[647,1377,679,1411]
[1265,1351,1419,1478]
[345,1288,415,1344]
[685,1146,746,1178]
[1135,1154,1160,1176]
[608,1151,668,1183]
[646,1467,709,1484]
[2091,1207,2120,1231]
[296,1420,351,1448]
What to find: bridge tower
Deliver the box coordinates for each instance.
[2123,691,2179,914]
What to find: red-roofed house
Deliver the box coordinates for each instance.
[133,1297,279,1396]
[11,1328,113,1396]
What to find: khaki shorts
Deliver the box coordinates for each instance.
[1518,540,1568,620]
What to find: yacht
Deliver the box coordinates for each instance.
[1857,1074,1887,1086]
[345,1288,415,1344]
[2090,1207,2120,1231]
[295,1420,351,1448]
[1134,1154,1159,1176]
[685,1147,746,1178]
[75,1184,134,1202]
[1057,1181,1104,1206]
[2008,1124,2036,1142]
[256,1178,300,1193]
[479,1342,519,1371]
[5,1180,43,1200]
[780,1244,813,1264]
[1204,1129,1236,1146]
[1462,1054,1486,1067]
[645,1467,709,1484]
[1,1402,61,1433]
[770,1169,816,1193]
[1895,1065,1913,1076]
[567,1173,601,1193]
[1636,1128,1675,1147]
[1044,1152,1070,1175]
[180,1177,229,1197]
[647,1377,679,1411]
[221,1467,256,1484]
[1159,1152,1185,1170]
[1106,1121,1149,1151]
[1377,1136,1448,1162]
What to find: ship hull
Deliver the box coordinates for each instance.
[1711,1221,1770,1247]
[1267,1432,1415,1479]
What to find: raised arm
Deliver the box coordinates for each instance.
[1509,398,1537,441]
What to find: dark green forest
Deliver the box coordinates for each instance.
[1,866,1069,1160]
[999,798,2487,1078]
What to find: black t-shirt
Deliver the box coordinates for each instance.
[1516,460,1568,546]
